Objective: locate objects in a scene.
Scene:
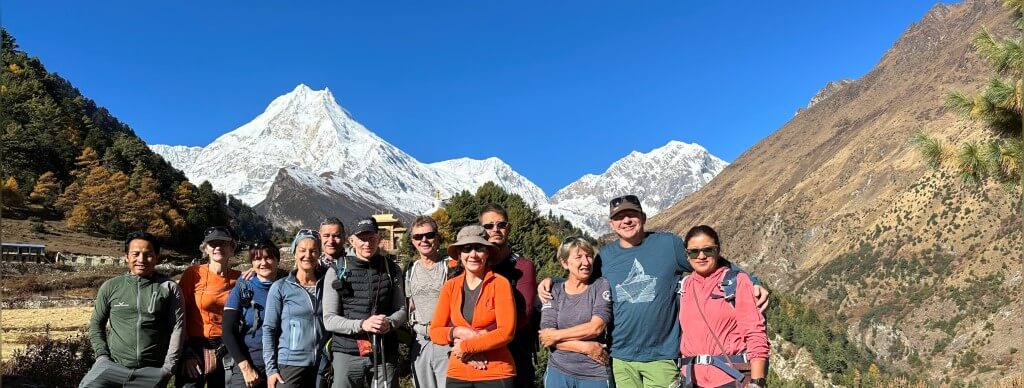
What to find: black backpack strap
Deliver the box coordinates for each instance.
[710,269,740,307]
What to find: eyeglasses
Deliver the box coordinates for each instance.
[459,244,488,253]
[250,239,279,252]
[609,195,641,208]
[685,246,720,259]
[411,231,438,241]
[482,221,510,230]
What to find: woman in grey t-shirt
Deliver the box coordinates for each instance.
[539,237,612,387]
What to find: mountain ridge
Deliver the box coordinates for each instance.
[152,86,726,233]
[649,0,1021,382]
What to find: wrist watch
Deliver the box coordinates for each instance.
[748,378,766,388]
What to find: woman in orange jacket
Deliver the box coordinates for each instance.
[429,225,517,388]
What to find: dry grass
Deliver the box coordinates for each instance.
[1,307,92,361]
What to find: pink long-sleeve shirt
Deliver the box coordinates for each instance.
[678,266,769,387]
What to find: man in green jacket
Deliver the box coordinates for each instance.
[79,231,185,388]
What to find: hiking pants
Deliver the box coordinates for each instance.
[331,351,399,388]
[411,336,449,388]
[79,357,168,388]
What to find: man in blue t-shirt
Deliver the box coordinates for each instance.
[540,194,769,388]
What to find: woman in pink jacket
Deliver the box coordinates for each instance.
[677,225,768,388]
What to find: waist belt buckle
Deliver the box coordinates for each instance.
[695,355,713,365]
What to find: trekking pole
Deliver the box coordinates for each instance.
[370,333,378,388]
[379,334,390,388]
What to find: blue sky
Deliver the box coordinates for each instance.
[3,1,951,195]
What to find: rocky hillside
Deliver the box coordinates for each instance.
[650,0,1022,383]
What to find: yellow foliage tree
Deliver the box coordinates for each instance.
[174,181,197,213]
[72,147,100,179]
[28,171,60,206]
[166,208,187,234]
[146,217,171,239]
[54,181,80,212]
[2,177,24,207]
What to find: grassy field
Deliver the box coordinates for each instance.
[1,306,92,361]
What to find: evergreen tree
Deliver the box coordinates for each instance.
[915,0,1023,274]
[28,171,60,206]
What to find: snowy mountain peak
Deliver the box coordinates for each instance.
[546,141,728,235]
[150,86,728,236]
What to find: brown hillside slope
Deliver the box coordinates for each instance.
[650,0,1022,382]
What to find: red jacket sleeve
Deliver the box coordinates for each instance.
[514,258,537,329]
[734,273,769,360]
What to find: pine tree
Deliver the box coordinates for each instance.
[914,0,1023,269]
[28,171,60,206]
[915,0,1023,186]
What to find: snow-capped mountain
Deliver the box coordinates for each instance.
[429,157,548,207]
[152,85,726,233]
[151,84,550,227]
[149,145,201,170]
[544,141,728,235]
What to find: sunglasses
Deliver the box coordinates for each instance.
[609,195,641,208]
[411,231,438,241]
[685,246,720,259]
[459,244,488,253]
[482,221,510,230]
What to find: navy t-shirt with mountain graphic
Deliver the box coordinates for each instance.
[598,232,690,362]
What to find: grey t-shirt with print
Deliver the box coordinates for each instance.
[540,277,612,380]
[406,259,448,337]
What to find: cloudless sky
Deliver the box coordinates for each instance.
[2,1,953,195]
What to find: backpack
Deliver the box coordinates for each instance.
[679,269,741,308]
[236,280,262,336]
[334,254,411,343]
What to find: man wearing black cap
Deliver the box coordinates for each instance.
[322,217,408,388]
[540,195,769,388]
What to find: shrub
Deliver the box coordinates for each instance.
[0,325,94,388]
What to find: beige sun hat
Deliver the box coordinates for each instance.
[446,225,498,259]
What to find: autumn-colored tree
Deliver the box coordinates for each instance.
[118,170,167,231]
[146,217,171,239]
[53,181,80,212]
[28,171,60,206]
[174,181,197,213]
[432,207,454,246]
[2,176,24,207]
[166,208,187,234]
[72,147,100,179]
[66,167,130,234]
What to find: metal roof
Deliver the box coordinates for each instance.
[1,242,46,248]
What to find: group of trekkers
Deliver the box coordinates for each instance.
[80,194,771,388]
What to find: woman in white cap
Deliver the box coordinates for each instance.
[262,229,328,388]
[178,226,243,388]
[429,225,517,388]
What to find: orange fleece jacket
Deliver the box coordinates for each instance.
[180,264,240,339]
[429,269,517,381]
